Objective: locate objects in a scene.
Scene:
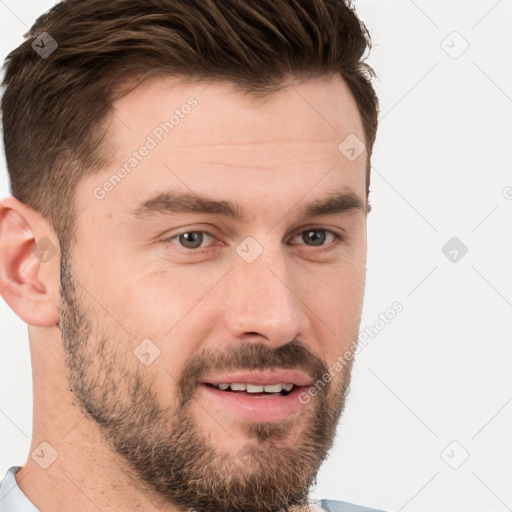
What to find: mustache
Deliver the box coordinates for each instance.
[176,340,329,407]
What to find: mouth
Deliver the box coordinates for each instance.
[204,382,295,396]
[198,370,313,422]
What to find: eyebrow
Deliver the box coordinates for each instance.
[130,190,368,222]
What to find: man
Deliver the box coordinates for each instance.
[0,0,383,511]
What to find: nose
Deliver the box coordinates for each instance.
[222,241,310,348]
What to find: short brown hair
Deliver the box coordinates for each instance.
[2,0,378,245]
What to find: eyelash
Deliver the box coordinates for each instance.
[162,228,343,253]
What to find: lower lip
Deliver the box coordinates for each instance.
[199,384,309,422]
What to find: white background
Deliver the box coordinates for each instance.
[1,1,511,511]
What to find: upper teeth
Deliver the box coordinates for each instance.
[216,383,294,393]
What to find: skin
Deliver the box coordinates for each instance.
[0,73,369,512]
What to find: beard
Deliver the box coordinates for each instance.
[57,244,355,512]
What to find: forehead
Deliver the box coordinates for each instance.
[77,74,367,222]
[111,74,365,150]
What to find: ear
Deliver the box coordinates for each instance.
[0,196,60,327]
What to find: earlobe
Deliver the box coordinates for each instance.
[0,196,60,327]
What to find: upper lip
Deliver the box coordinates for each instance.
[202,370,313,387]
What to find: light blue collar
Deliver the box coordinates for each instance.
[0,466,39,512]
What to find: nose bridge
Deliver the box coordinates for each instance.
[223,238,308,344]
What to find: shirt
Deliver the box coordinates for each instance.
[0,465,385,512]
[0,466,38,512]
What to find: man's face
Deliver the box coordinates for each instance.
[58,74,368,512]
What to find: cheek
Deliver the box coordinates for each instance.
[302,253,365,309]
[127,269,225,337]
[321,282,363,337]
[102,273,222,382]
[300,263,365,359]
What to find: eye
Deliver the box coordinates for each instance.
[166,231,215,250]
[289,228,342,248]
[163,228,342,252]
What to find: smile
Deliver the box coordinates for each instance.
[206,382,294,395]
[199,370,313,422]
